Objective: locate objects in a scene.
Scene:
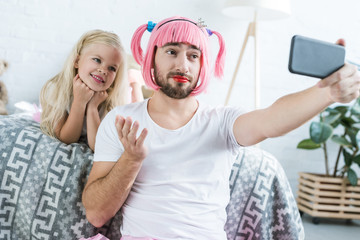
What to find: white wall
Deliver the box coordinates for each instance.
[1,0,360,194]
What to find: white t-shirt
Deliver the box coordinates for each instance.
[94,99,244,240]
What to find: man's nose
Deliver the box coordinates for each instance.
[175,53,189,73]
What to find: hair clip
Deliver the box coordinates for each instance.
[196,18,207,28]
[147,21,157,32]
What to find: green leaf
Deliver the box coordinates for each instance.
[347,128,359,148]
[330,119,341,128]
[323,113,341,125]
[351,105,360,115]
[331,135,352,147]
[310,122,333,144]
[297,139,321,149]
[324,107,341,114]
[343,149,352,167]
[334,106,349,115]
[351,98,360,115]
[347,168,358,186]
[340,117,356,128]
[353,154,360,167]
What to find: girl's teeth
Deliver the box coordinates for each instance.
[92,74,104,82]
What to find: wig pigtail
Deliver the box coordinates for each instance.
[208,29,226,79]
[131,24,148,65]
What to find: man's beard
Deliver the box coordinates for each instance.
[154,67,195,99]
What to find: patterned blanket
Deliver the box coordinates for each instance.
[0,115,304,240]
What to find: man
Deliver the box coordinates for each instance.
[82,16,360,239]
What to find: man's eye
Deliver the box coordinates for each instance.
[93,58,101,63]
[166,50,176,55]
[188,53,200,61]
[109,66,117,72]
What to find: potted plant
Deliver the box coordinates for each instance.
[296,98,360,223]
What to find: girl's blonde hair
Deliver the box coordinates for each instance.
[40,29,128,138]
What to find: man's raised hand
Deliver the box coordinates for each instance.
[115,115,148,162]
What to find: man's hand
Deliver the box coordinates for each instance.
[115,116,148,162]
[73,74,94,106]
[318,63,360,103]
[318,39,360,103]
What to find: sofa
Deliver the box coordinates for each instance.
[0,114,304,240]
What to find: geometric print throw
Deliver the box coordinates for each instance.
[226,147,305,240]
[0,115,121,240]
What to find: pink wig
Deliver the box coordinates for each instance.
[131,16,226,96]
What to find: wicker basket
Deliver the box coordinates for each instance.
[297,172,360,220]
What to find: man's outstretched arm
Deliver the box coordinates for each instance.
[82,116,148,227]
[234,62,360,147]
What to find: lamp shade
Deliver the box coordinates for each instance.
[222,0,291,20]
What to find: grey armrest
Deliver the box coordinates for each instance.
[226,146,304,240]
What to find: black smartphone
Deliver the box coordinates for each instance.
[288,35,345,78]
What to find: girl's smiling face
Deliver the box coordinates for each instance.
[75,43,122,92]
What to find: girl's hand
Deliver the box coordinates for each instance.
[73,74,94,106]
[88,91,108,109]
[115,115,148,162]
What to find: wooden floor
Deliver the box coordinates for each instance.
[302,214,360,240]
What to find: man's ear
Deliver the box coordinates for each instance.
[74,55,80,68]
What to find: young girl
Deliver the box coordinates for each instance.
[40,29,129,151]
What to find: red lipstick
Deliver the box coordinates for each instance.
[172,75,188,83]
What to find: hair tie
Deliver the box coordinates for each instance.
[206,28,213,36]
[147,21,157,32]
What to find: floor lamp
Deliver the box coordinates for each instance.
[222,0,291,108]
